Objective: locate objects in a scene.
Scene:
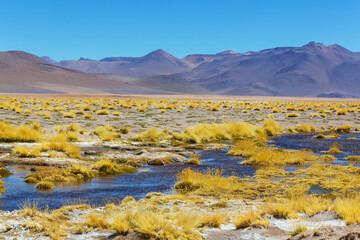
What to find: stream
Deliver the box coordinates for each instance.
[0,133,359,211]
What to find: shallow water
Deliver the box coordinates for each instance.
[0,133,359,211]
[270,132,360,165]
[0,148,255,211]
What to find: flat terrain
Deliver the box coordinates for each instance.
[0,95,359,240]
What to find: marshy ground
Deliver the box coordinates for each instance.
[0,95,360,239]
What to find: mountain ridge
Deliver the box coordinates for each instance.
[9,42,360,97]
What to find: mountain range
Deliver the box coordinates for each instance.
[0,42,359,97]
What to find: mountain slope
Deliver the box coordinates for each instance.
[177,42,360,97]
[97,74,212,95]
[182,50,241,68]
[43,49,192,76]
[0,51,183,94]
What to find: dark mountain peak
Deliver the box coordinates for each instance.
[303,41,325,48]
[100,57,136,62]
[243,51,257,55]
[328,43,354,54]
[217,50,239,55]
[78,57,93,61]
[145,49,173,58]
[42,56,57,64]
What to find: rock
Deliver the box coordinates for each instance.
[339,233,360,240]
[169,155,187,162]
[135,150,148,155]
[84,150,101,155]
[126,160,143,168]
[148,159,165,165]
[145,192,165,198]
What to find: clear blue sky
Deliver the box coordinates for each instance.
[1,0,359,60]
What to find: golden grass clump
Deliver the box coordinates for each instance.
[337,109,347,115]
[262,120,283,136]
[287,113,299,117]
[200,213,223,228]
[229,139,317,166]
[320,143,344,155]
[40,133,81,158]
[264,195,330,218]
[25,164,96,190]
[94,125,121,141]
[13,145,41,157]
[185,154,201,165]
[336,124,352,133]
[96,109,110,115]
[86,213,110,229]
[295,123,316,133]
[129,209,201,240]
[174,122,259,143]
[175,168,242,196]
[36,180,55,190]
[344,156,360,161]
[332,195,360,225]
[234,210,269,229]
[131,128,168,142]
[0,122,42,142]
[93,159,138,175]
[63,112,75,118]
[84,113,94,120]
[112,216,130,235]
[291,225,308,236]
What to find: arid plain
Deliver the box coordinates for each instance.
[0,95,359,239]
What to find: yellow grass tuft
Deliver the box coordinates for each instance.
[0,122,42,142]
[13,145,41,157]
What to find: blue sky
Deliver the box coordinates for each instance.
[0,0,359,60]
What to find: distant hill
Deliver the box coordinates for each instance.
[177,42,360,97]
[0,51,193,94]
[43,49,192,76]
[11,41,360,97]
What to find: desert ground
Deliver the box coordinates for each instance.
[0,94,359,240]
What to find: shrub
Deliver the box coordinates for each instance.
[185,155,201,165]
[13,146,41,157]
[44,111,52,119]
[36,181,55,190]
[96,109,110,115]
[63,112,75,118]
[336,124,352,133]
[291,225,308,236]
[234,210,268,229]
[320,143,344,155]
[93,160,137,175]
[344,156,360,161]
[337,109,347,115]
[173,122,259,143]
[94,125,121,141]
[295,123,316,133]
[287,113,299,117]
[131,128,167,142]
[201,214,223,228]
[40,133,81,158]
[84,113,94,120]
[333,195,360,224]
[86,213,109,229]
[262,120,283,136]
[0,122,41,142]
[112,217,130,235]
